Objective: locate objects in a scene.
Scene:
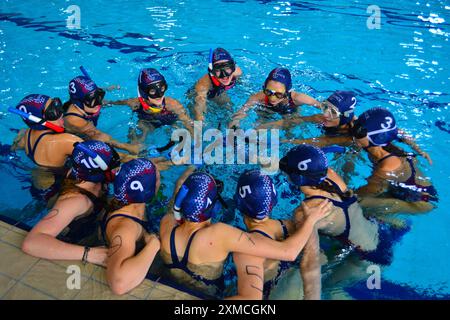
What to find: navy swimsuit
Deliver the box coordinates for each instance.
[26,130,67,202]
[249,219,291,300]
[304,178,357,240]
[207,75,236,99]
[164,225,225,294]
[376,153,438,202]
[135,98,178,128]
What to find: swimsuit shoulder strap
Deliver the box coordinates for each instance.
[103,213,150,234]
[180,229,201,265]
[278,219,289,239]
[248,229,273,240]
[27,130,56,165]
[65,112,87,121]
[169,225,181,264]
[377,153,397,165]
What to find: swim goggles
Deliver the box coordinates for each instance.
[263,87,288,99]
[321,101,341,120]
[143,80,168,99]
[211,61,235,79]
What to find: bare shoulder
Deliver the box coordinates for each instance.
[165,97,183,109]
[195,74,211,92]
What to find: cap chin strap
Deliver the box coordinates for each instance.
[137,87,163,113]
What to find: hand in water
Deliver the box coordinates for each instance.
[422,152,433,165]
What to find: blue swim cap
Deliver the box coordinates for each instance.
[326,91,356,125]
[212,48,234,64]
[279,144,328,187]
[16,94,51,130]
[138,68,166,99]
[68,76,99,109]
[264,68,292,92]
[355,107,398,147]
[235,169,277,220]
[114,158,157,205]
[70,141,120,183]
[174,172,221,222]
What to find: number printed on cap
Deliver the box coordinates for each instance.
[381,117,393,129]
[69,81,77,94]
[130,181,144,192]
[239,185,252,198]
[298,159,312,171]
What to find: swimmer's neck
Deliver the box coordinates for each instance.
[180,220,211,231]
[244,216,269,230]
[115,203,146,218]
[75,180,103,196]
[300,169,346,197]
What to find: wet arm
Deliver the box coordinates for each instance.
[21,196,106,265]
[168,100,194,135]
[10,129,27,151]
[292,92,321,109]
[355,170,389,197]
[397,130,432,165]
[106,224,160,295]
[228,95,260,129]
[225,253,264,300]
[283,135,352,148]
[300,228,321,300]
[193,76,210,121]
[68,118,141,155]
[103,98,139,109]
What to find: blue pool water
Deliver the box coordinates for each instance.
[1,0,449,299]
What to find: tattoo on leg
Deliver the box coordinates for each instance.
[108,235,122,257]
[238,232,256,246]
[42,209,59,221]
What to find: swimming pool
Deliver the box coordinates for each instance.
[1,0,449,299]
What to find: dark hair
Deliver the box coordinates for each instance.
[313,179,353,200]
[106,198,126,214]
[62,100,72,112]
[383,143,410,158]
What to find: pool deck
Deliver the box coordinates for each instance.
[0,220,199,300]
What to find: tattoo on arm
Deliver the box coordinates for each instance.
[245,265,263,293]
[42,209,59,221]
[238,232,256,246]
[108,235,123,257]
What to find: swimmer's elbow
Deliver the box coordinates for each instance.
[108,275,131,296]
[21,233,38,256]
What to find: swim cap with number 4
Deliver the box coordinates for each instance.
[114,158,157,204]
